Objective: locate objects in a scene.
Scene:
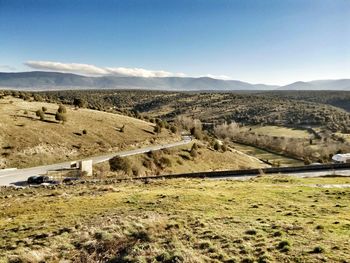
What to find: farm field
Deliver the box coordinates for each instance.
[230,142,304,167]
[242,125,311,139]
[0,176,349,262]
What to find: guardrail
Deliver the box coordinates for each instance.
[136,163,350,180]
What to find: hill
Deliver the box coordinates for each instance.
[0,96,180,168]
[32,89,350,132]
[0,71,278,91]
[280,79,350,90]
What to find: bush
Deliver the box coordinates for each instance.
[213,141,221,151]
[190,127,203,140]
[109,156,132,175]
[170,125,178,133]
[190,147,198,158]
[159,157,172,168]
[154,125,162,134]
[58,104,67,113]
[35,109,45,120]
[42,106,47,112]
[120,125,125,133]
[55,112,67,123]
[82,129,87,135]
[221,144,228,152]
[73,98,87,108]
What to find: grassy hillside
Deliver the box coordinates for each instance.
[30,89,350,132]
[94,141,267,178]
[0,96,179,168]
[1,176,349,262]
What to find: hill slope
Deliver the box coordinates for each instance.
[0,96,180,168]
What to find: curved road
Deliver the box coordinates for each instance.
[0,136,192,186]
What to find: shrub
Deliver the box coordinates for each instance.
[154,125,162,134]
[120,125,125,133]
[213,141,221,151]
[277,240,291,252]
[159,157,172,168]
[190,127,203,140]
[109,156,132,175]
[221,144,228,152]
[82,129,87,135]
[35,109,45,120]
[58,104,67,113]
[55,112,67,123]
[170,125,178,133]
[311,246,324,254]
[73,98,87,108]
[190,147,198,158]
[42,106,47,112]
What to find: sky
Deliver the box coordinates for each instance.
[0,0,349,85]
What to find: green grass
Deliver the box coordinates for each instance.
[0,176,349,262]
[244,125,311,139]
[231,142,304,167]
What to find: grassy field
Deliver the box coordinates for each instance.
[1,176,349,262]
[230,142,304,167]
[242,126,311,139]
[0,96,179,168]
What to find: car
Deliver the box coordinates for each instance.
[27,175,49,185]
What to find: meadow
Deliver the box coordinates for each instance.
[1,176,349,262]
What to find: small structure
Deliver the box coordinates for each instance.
[78,159,93,176]
[332,153,350,163]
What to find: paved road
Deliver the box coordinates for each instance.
[0,136,192,186]
[211,168,350,180]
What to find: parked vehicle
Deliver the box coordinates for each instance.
[27,175,49,185]
[332,153,350,163]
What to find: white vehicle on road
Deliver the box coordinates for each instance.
[332,153,350,163]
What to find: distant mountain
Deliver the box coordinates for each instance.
[279,79,350,90]
[0,71,349,91]
[0,71,279,91]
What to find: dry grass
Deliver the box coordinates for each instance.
[0,96,180,168]
[0,176,349,262]
[95,140,267,178]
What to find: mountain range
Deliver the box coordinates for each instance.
[0,71,349,91]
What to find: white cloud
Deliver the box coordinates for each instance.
[202,74,232,80]
[25,60,186,78]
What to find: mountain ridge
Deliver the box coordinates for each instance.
[0,71,349,91]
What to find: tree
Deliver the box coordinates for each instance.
[42,106,47,112]
[36,109,45,121]
[73,98,87,108]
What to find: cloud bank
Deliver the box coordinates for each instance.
[24,60,232,80]
[25,61,186,78]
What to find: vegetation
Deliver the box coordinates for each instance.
[22,89,350,132]
[0,96,179,168]
[0,176,349,262]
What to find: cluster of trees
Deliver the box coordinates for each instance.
[214,122,350,163]
[30,89,350,133]
[34,104,67,123]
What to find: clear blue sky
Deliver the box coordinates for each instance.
[0,0,349,84]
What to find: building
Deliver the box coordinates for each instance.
[332,153,350,163]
